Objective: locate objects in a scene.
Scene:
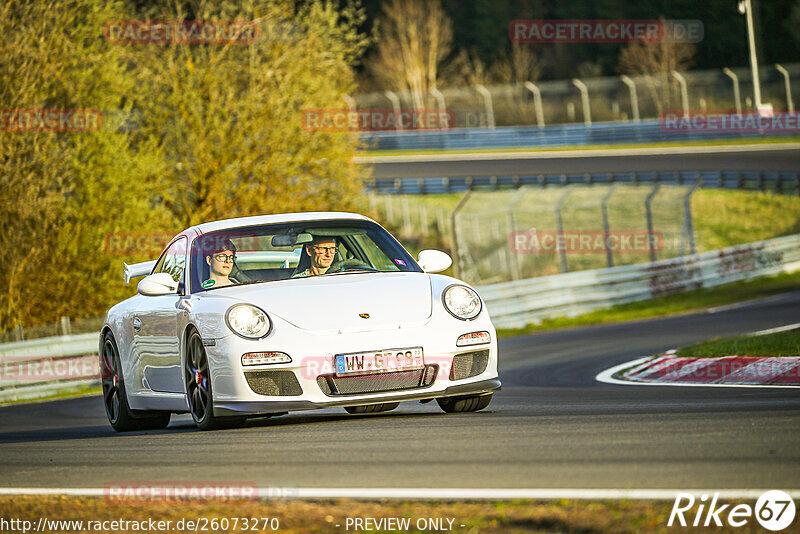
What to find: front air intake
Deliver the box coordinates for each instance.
[317,364,439,397]
[450,350,489,380]
[244,370,303,396]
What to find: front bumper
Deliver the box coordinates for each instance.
[204,314,500,417]
[213,378,501,416]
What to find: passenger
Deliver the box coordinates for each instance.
[292,236,337,277]
[202,239,239,288]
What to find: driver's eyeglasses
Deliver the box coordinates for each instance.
[312,246,336,255]
[213,254,236,263]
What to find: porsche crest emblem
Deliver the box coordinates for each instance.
[359,313,370,319]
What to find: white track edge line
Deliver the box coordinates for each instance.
[596,356,800,388]
[1,487,798,500]
[751,322,800,336]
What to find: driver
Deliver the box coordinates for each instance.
[202,239,239,288]
[292,236,337,277]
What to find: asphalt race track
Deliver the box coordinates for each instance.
[1,291,798,491]
[365,145,800,178]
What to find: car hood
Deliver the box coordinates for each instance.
[219,272,433,332]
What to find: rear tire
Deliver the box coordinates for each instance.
[344,402,399,414]
[185,329,246,430]
[436,393,492,413]
[101,332,171,432]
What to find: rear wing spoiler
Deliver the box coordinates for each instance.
[123,260,157,284]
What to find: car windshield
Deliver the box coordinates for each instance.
[189,220,421,293]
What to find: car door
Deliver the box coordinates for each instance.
[134,236,187,393]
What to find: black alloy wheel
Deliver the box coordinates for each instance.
[101,331,170,432]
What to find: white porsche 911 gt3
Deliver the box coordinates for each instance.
[100,212,500,431]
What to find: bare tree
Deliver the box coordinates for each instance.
[618,37,696,114]
[369,0,453,110]
[443,48,490,88]
[491,43,544,85]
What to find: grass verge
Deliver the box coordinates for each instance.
[496,271,800,338]
[0,496,759,534]
[676,327,800,358]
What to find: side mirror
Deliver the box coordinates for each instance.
[137,272,179,296]
[417,250,452,273]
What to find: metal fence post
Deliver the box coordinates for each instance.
[449,191,472,279]
[436,208,447,237]
[524,81,545,128]
[385,196,394,223]
[645,184,661,263]
[572,78,592,125]
[430,87,446,113]
[430,87,450,129]
[59,316,72,336]
[555,188,572,273]
[507,189,526,281]
[601,185,618,267]
[476,85,496,129]
[384,90,401,131]
[775,64,795,113]
[402,197,412,235]
[619,75,640,122]
[723,68,742,115]
[671,71,690,118]
[680,181,700,257]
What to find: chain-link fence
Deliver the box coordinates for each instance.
[354,63,799,128]
[374,184,697,285]
[0,315,104,343]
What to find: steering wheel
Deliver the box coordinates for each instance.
[328,258,378,273]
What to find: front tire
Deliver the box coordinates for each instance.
[100,332,171,432]
[185,329,245,430]
[436,393,492,413]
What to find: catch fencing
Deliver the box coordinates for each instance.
[348,63,800,136]
[478,233,800,328]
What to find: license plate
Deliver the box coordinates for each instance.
[335,347,424,377]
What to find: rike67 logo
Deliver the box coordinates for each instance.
[668,490,796,531]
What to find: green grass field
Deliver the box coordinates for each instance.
[676,326,800,357]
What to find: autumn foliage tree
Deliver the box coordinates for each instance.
[0,0,369,331]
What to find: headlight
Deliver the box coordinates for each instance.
[225,304,271,339]
[443,285,482,320]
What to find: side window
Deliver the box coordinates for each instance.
[156,237,187,286]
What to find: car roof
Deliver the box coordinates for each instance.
[188,212,375,235]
